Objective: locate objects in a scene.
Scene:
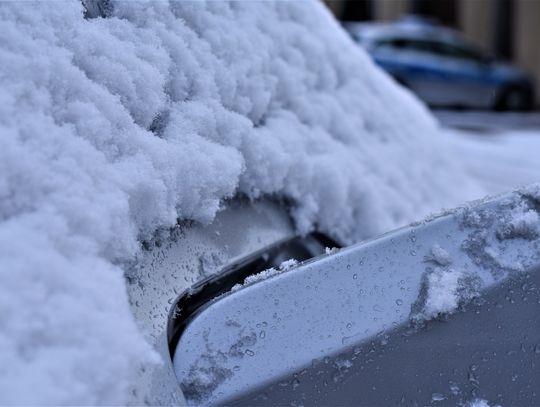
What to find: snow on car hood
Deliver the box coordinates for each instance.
[0,0,483,404]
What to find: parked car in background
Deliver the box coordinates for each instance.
[345,17,535,111]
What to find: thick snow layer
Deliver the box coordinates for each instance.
[0,0,484,403]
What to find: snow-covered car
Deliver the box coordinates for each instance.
[344,18,535,111]
[142,190,540,406]
[2,1,539,406]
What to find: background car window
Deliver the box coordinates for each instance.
[431,41,487,63]
[375,38,435,53]
[375,37,487,65]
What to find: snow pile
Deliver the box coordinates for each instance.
[415,267,481,321]
[416,268,464,320]
[0,0,482,403]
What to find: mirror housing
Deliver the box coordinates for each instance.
[172,187,540,405]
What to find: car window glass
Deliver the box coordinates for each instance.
[431,41,486,62]
[375,38,436,54]
[375,38,486,63]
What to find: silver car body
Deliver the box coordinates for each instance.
[128,190,540,405]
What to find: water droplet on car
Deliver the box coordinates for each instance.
[396,299,403,306]
[449,383,460,395]
[245,349,255,356]
[353,273,358,279]
[431,393,446,402]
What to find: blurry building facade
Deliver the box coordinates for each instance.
[325,0,540,104]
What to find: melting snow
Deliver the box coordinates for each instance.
[412,267,480,322]
[429,244,453,266]
[231,258,299,292]
[420,268,464,319]
[181,329,257,403]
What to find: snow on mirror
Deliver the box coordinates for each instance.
[171,188,540,406]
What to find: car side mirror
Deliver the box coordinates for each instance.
[171,187,540,405]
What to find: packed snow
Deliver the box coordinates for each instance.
[413,240,481,322]
[414,268,464,320]
[0,0,538,404]
[428,243,453,266]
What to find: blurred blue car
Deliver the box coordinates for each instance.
[345,18,534,111]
